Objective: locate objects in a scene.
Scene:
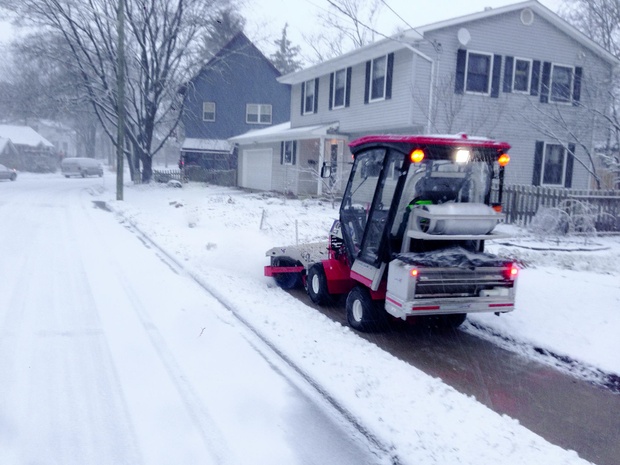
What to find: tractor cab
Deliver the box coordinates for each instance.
[337,134,511,292]
[265,134,517,332]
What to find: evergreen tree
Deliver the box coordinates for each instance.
[270,23,303,75]
[199,5,246,62]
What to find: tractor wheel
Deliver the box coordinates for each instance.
[272,257,302,290]
[307,263,333,306]
[346,286,386,332]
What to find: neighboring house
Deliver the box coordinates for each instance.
[29,120,78,159]
[231,0,619,196]
[0,137,19,168]
[0,124,56,172]
[179,32,290,175]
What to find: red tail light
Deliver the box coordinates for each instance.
[504,264,519,280]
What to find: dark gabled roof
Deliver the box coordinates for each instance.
[189,32,281,85]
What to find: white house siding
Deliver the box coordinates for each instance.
[290,49,421,134]
[415,8,614,189]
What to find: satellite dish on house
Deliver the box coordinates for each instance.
[457,28,471,46]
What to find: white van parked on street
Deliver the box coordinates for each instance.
[61,157,104,178]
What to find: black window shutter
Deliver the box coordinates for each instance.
[300,84,305,115]
[385,52,394,100]
[364,61,371,104]
[455,49,466,94]
[292,141,297,165]
[345,67,352,107]
[565,144,575,188]
[503,56,514,93]
[314,78,319,113]
[572,67,582,106]
[329,73,334,110]
[280,141,284,164]
[491,54,502,98]
[531,60,541,96]
[532,141,544,186]
[540,61,551,103]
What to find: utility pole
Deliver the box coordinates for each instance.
[116,0,126,200]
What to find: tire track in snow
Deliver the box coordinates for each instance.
[109,205,401,465]
[87,204,238,465]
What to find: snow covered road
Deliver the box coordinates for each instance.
[0,176,383,465]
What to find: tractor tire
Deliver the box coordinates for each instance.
[272,257,302,290]
[346,286,386,332]
[307,263,333,306]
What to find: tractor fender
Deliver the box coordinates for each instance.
[321,259,355,295]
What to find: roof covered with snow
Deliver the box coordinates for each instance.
[0,124,54,148]
[229,122,343,144]
[181,138,233,153]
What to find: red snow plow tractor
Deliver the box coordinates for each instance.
[265,134,519,331]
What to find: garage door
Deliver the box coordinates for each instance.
[241,148,273,191]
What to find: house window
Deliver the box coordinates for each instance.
[281,141,297,165]
[370,55,387,101]
[542,143,566,185]
[332,68,347,108]
[303,79,316,114]
[465,51,492,94]
[246,104,272,124]
[202,102,215,122]
[550,64,573,103]
[513,58,532,93]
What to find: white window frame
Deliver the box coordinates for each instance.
[512,57,532,94]
[541,142,567,186]
[550,63,574,104]
[246,104,272,124]
[202,101,216,122]
[282,141,296,165]
[369,55,387,102]
[303,79,316,114]
[332,68,347,109]
[465,50,493,96]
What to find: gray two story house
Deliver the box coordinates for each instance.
[231,0,619,196]
[180,32,290,172]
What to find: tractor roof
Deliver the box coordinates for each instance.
[349,134,511,153]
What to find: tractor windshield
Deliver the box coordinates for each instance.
[390,157,494,241]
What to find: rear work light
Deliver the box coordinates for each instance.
[504,264,519,280]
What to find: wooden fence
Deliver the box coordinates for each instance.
[492,184,620,232]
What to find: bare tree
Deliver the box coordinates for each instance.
[302,0,383,64]
[0,0,229,183]
[560,0,620,188]
[560,0,620,58]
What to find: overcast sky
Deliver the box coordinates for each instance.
[242,0,564,55]
[0,0,564,53]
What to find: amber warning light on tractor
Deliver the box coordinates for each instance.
[498,153,511,166]
[410,149,425,163]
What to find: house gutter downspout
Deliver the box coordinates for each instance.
[401,42,435,134]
